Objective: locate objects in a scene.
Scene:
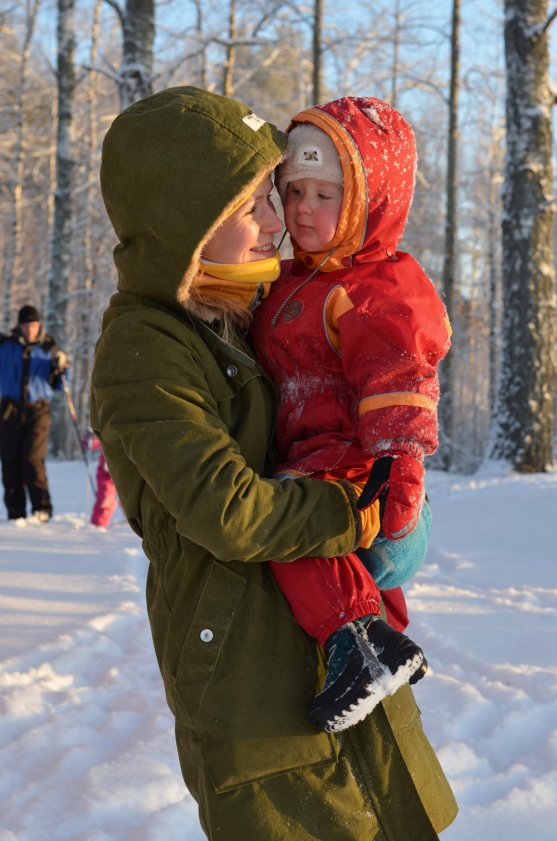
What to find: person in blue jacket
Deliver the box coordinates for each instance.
[0,305,68,521]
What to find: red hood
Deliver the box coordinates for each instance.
[286,97,417,272]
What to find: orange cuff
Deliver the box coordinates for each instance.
[351,481,381,549]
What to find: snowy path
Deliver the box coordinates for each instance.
[0,465,203,841]
[410,469,557,840]
[1,461,556,839]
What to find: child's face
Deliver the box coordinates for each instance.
[283,178,343,252]
[203,178,282,264]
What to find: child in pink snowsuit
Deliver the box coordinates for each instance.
[91,450,119,527]
[84,430,119,527]
[251,96,451,732]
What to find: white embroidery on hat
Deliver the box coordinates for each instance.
[242,112,266,131]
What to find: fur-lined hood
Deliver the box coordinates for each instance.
[100,86,286,313]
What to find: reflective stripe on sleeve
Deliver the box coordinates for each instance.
[359,392,437,416]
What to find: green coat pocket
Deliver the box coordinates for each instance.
[172,561,338,792]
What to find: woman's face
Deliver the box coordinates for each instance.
[203,178,282,264]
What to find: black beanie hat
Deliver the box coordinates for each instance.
[18,305,41,324]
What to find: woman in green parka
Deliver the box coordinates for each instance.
[90,86,457,840]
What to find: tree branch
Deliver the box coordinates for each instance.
[152,44,209,86]
[103,0,125,29]
[542,7,557,34]
[211,36,273,48]
[251,1,287,38]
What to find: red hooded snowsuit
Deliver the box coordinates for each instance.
[251,97,451,645]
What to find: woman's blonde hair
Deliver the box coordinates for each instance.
[187,284,252,345]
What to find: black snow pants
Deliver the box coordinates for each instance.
[0,398,53,519]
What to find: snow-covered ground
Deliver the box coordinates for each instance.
[1,460,556,840]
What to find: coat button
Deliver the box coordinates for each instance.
[200,628,214,643]
[226,364,238,378]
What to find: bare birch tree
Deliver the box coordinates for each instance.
[312,0,323,104]
[191,0,208,88]
[492,0,557,470]
[2,0,41,330]
[73,0,103,426]
[438,0,461,469]
[104,0,154,110]
[390,0,403,107]
[44,0,76,455]
[480,120,505,423]
[223,0,238,97]
[48,0,76,344]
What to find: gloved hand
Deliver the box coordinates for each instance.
[357,454,425,540]
[54,350,69,371]
[82,427,100,453]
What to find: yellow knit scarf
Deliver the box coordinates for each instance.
[197,252,281,309]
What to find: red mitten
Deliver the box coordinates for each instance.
[357,454,425,540]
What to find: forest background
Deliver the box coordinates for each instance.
[1,0,556,476]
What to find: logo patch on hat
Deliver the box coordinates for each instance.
[243,112,265,132]
[296,145,323,168]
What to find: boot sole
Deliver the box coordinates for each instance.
[309,628,427,733]
[322,650,426,732]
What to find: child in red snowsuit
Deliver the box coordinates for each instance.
[251,97,451,732]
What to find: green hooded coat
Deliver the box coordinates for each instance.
[91,86,457,840]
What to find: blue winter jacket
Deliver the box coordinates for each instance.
[0,329,64,405]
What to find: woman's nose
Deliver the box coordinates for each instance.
[263,204,283,234]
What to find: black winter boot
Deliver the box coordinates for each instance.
[309,616,427,733]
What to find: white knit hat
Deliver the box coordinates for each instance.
[276,124,343,201]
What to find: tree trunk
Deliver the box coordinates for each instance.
[492,0,556,471]
[2,0,41,330]
[119,0,154,109]
[75,0,102,433]
[390,0,402,108]
[312,0,323,105]
[487,129,504,421]
[438,0,461,469]
[48,0,76,343]
[193,0,207,89]
[47,0,76,456]
[222,0,237,97]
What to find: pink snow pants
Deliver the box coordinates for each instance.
[91,453,118,527]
